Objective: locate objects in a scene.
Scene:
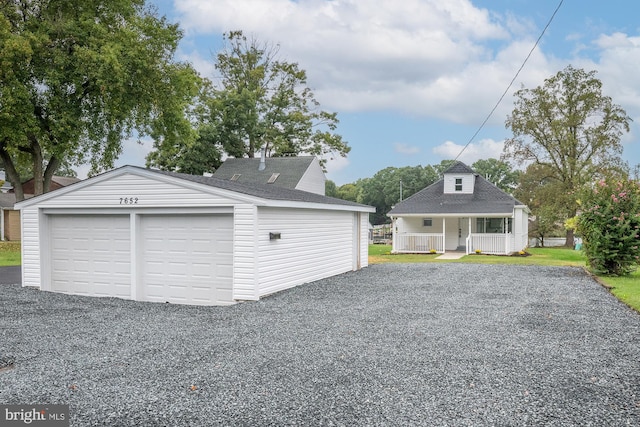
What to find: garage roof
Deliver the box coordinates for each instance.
[15,166,375,212]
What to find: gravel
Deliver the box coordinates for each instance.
[1,264,639,426]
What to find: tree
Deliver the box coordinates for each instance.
[471,158,519,193]
[503,65,631,246]
[360,165,439,224]
[208,31,349,165]
[0,0,200,201]
[575,178,640,275]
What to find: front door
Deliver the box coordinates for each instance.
[458,217,469,249]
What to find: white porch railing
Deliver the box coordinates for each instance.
[467,233,514,255]
[394,233,444,253]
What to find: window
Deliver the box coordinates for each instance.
[423,218,433,227]
[455,178,463,192]
[476,217,513,233]
[230,174,241,181]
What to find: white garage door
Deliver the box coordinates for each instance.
[140,214,233,305]
[49,215,131,298]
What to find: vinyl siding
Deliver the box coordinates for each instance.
[29,173,241,208]
[21,208,41,288]
[295,158,326,195]
[232,204,259,300]
[257,207,353,297]
[359,212,369,269]
[443,173,475,194]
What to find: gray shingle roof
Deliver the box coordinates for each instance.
[149,168,371,209]
[443,161,476,175]
[388,174,525,215]
[213,156,317,189]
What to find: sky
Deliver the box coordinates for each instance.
[100,0,640,185]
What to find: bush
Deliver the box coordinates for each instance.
[576,179,640,275]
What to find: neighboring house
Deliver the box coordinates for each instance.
[213,156,326,195]
[388,161,529,255]
[0,175,79,241]
[0,193,20,241]
[15,165,374,306]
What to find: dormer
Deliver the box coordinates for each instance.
[442,161,476,194]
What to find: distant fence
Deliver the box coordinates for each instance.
[529,237,567,247]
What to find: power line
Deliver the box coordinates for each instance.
[454,0,564,162]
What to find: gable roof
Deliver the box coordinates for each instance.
[213,156,321,189]
[443,161,476,175]
[388,173,526,216]
[16,165,374,213]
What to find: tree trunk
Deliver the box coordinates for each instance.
[0,146,25,202]
[31,141,44,196]
[565,228,575,248]
[43,156,61,193]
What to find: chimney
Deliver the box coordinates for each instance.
[259,146,266,171]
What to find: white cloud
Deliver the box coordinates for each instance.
[324,155,350,176]
[432,138,504,164]
[394,143,421,155]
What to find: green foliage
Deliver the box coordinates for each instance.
[471,158,519,193]
[359,165,439,224]
[0,0,200,200]
[576,179,640,275]
[504,65,631,246]
[197,31,349,168]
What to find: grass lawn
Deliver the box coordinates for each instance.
[369,245,640,313]
[369,245,587,267]
[0,241,21,266]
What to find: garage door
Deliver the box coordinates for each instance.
[140,214,233,305]
[49,215,131,298]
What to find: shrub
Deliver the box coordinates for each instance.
[576,179,640,275]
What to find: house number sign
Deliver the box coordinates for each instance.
[119,197,139,205]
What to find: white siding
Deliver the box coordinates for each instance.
[443,173,475,194]
[233,204,259,300]
[295,158,326,195]
[257,207,353,297]
[359,212,369,269]
[20,208,41,288]
[29,173,241,208]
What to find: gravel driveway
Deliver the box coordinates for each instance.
[1,264,639,426]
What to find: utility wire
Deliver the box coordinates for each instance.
[454,0,564,161]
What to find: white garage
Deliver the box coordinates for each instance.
[16,166,374,306]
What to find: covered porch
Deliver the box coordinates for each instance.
[390,215,528,255]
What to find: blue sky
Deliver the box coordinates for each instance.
[105,0,640,185]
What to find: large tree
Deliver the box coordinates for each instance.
[206,31,349,165]
[0,0,200,201]
[471,158,519,193]
[503,65,631,246]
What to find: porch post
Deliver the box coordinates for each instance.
[391,217,396,253]
[441,217,446,253]
[468,217,472,254]
[505,218,508,254]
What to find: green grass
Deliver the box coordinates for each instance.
[599,270,640,312]
[369,245,586,267]
[0,241,21,266]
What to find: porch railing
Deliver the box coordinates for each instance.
[467,233,512,255]
[394,233,444,253]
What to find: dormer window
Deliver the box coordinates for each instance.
[455,178,463,192]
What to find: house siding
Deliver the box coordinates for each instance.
[29,173,241,208]
[232,204,259,300]
[257,207,353,297]
[295,158,326,195]
[20,208,41,288]
[443,174,475,194]
[359,212,369,269]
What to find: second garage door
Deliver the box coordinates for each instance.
[140,214,234,305]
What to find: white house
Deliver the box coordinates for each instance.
[15,165,374,306]
[388,161,529,255]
